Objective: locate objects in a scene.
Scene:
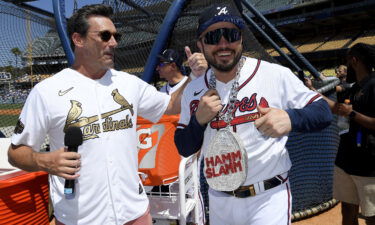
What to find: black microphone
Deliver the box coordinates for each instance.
[64,126,83,198]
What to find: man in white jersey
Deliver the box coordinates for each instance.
[157,48,208,94]
[174,4,333,225]
[157,49,190,94]
[7,4,182,225]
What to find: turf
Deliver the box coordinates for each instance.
[0,103,23,110]
[0,103,23,127]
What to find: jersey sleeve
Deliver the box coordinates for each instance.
[159,84,168,94]
[137,80,170,123]
[11,86,50,152]
[176,85,191,128]
[280,68,321,109]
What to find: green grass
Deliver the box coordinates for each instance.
[0,103,23,110]
[0,103,23,127]
[0,114,19,126]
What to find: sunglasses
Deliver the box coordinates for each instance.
[202,28,242,45]
[90,30,122,42]
[158,62,171,67]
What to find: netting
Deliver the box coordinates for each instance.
[287,93,340,220]
[0,1,58,144]
[107,0,341,221]
[0,0,339,221]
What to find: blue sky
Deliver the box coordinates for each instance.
[26,0,104,17]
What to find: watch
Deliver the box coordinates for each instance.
[349,110,357,119]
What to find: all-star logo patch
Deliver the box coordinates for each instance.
[14,119,25,134]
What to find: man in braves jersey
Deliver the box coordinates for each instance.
[174,4,332,225]
[7,4,182,225]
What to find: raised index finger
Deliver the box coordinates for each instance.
[185,46,192,58]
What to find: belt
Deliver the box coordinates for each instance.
[222,173,289,198]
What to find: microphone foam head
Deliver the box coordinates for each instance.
[64,126,83,146]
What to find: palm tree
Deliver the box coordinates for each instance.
[11,47,22,67]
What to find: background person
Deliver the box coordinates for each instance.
[157,49,190,94]
[174,4,332,225]
[157,48,208,95]
[155,48,208,224]
[335,64,352,101]
[315,43,375,225]
[7,4,182,225]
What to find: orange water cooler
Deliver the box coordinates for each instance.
[0,138,49,225]
[0,170,49,225]
[137,115,181,186]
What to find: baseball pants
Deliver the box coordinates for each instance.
[208,181,292,225]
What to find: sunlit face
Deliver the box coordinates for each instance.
[82,16,118,72]
[335,66,347,79]
[198,22,242,72]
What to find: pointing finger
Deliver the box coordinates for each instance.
[185,46,192,58]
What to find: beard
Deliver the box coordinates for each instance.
[204,47,243,72]
[346,66,357,83]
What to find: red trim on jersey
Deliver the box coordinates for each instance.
[210,112,261,129]
[207,59,261,130]
[306,93,321,105]
[228,59,260,131]
[286,182,291,225]
[238,59,261,91]
[277,174,289,183]
[203,58,261,89]
[204,71,209,89]
[177,123,187,128]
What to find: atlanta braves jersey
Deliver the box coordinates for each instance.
[159,76,189,95]
[177,57,321,185]
[11,68,170,225]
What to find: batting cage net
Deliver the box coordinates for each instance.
[0,1,60,148]
[0,0,339,221]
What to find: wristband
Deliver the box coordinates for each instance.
[349,110,356,120]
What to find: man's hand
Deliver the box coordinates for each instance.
[337,103,353,117]
[195,89,222,125]
[254,106,292,137]
[185,46,208,78]
[8,145,81,179]
[35,147,81,179]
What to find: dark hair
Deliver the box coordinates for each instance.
[347,43,375,73]
[67,4,113,50]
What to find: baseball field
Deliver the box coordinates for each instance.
[0,103,22,127]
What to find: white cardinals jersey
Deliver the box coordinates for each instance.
[159,75,189,95]
[11,68,170,225]
[177,57,321,185]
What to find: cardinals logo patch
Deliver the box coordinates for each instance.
[64,89,134,140]
[14,119,25,134]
